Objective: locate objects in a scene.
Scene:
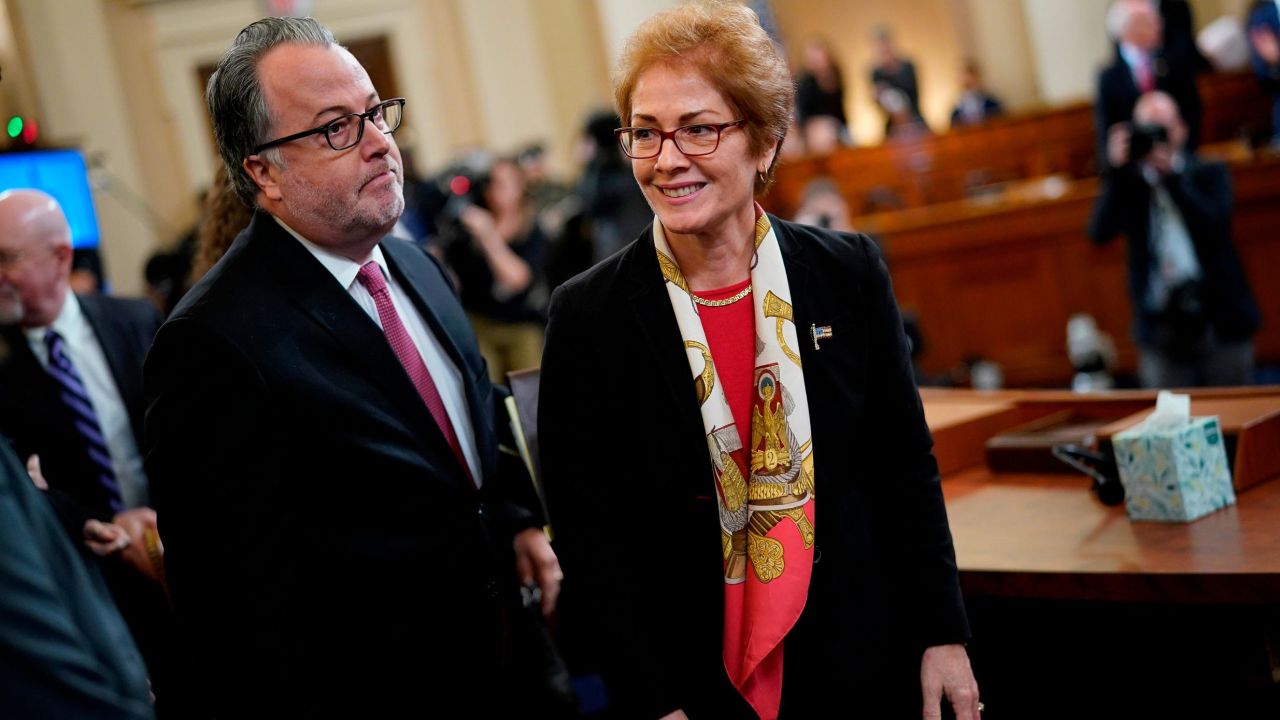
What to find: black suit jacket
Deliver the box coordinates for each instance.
[1095,48,1203,162]
[0,294,161,520]
[1088,155,1260,348]
[144,212,544,716]
[539,218,969,719]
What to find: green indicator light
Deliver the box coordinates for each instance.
[6,116,22,139]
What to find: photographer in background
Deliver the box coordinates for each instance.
[1089,91,1260,388]
[436,156,550,382]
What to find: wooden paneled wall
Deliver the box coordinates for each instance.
[862,156,1280,388]
[764,71,1273,219]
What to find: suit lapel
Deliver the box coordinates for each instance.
[0,325,60,423]
[624,229,710,447]
[381,238,495,482]
[251,215,453,463]
[77,295,144,443]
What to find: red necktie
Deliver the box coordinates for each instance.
[1136,55,1155,93]
[356,261,474,485]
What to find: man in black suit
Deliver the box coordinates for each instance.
[1089,91,1260,387]
[1097,0,1202,161]
[144,17,563,716]
[0,189,184,713]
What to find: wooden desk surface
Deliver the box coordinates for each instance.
[941,444,1280,605]
[926,389,1280,604]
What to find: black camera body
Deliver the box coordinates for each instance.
[1127,121,1169,163]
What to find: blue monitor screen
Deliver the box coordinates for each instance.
[0,149,101,249]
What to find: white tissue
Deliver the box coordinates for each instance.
[1139,390,1191,431]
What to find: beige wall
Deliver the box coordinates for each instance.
[0,0,38,126]
[962,0,1041,111]
[10,0,164,295]
[1021,0,1113,104]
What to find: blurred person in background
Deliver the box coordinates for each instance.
[1097,0,1203,163]
[881,86,932,143]
[871,25,928,137]
[518,142,574,215]
[439,156,550,382]
[950,60,1005,129]
[0,189,190,715]
[794,38,851,154]
[576,110,654,265]
[791,177,853,233]
[1247,0,1280,143]
[1089,91,1260,387]
[539,4,977,719]
[187,164,252,284]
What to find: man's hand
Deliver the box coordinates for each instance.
[1147,142,1176,176]
[84,519,132,556]
[460,205,499,245]
[112,507,165,586]
[1107,123,1131,169]
[922,643,980,720]
[25,454,48,490]
[513,527,562,617]
[1250,27,1280,66]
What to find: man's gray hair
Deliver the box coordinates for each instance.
[206,17,337,207]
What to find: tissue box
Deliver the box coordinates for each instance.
[1112,416,1236,522]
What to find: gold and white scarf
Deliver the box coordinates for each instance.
[654,211,815,720]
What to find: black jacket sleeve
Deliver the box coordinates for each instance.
[857,236,970,649]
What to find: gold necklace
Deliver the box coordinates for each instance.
[690,284,752,307]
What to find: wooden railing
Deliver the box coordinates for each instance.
[763,71,1273,219]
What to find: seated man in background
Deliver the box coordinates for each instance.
[1089,92,1260,388]
[950,60,1005,129]
[0,190,185,713]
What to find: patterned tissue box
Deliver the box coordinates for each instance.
[1112,416,1236,522]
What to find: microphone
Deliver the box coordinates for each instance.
[1051,444,1126,507]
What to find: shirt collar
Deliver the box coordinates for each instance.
[23,287,80,347]
[273,215,390,290]
[1119,43,1149,71]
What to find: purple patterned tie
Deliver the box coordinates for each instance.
[44,329,125,513]
[356,262,474,485]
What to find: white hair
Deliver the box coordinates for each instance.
[1106,0,1154,42]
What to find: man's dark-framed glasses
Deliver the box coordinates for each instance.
[252,97,406,155]
[614,119,745,159]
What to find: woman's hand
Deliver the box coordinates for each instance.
[921,643,980,719]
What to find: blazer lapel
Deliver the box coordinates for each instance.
[623,228,709,447]
[773,218,818,364]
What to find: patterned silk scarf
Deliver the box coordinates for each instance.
[654,211,816,720]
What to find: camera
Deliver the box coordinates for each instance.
[1127,121,1169,163]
